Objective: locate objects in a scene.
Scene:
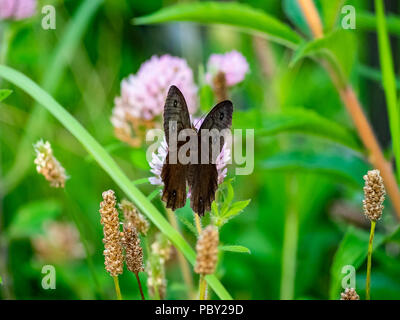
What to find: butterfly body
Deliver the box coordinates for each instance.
[161,85,233,216]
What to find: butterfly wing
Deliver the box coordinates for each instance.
[161,86,192,211]
[188,100,233,216]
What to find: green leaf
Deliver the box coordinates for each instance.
[261,149,369,188]
[375,0,400,182]
[219,245,251,254]
[223,200,251,219]
[283,0,315,37]
[211,201,219,216]
[218,178,235,216]
[133,2,302,49]
[0,89,12,102]
[147,188,161,201]
[130,148,150,171]
[8,200,62,238]
[0,65,232,300]
[177,215,198,237]
[132,177,151,185]
[291,29,356,82]
[259,108,360,150]
[329,227,384,299]
[320,0,344,31]
[357,64,400,89]
[358,11,400,37]
[385,224,400,243]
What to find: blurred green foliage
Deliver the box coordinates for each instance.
[1,0,400,300]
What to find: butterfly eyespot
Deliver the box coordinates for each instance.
[219,112,224,120]
[172,190,177,197]
[199,197,203,204]
[173,100,178,107]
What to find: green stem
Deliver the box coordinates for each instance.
[280,178,298,300]
[375,0,400,182]
[366,220,376,300]
[199,275,207,300]
[113,276,122,300]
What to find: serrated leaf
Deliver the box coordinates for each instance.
[133,2,302,49]
[329,227,384,299]
[291,29,356,81]
[8,200,62,238]
[219,245,251,254]
[0,89,12,102]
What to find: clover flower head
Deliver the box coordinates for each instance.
[111,55,198,146]
[0,0,37,20]
[206,50,249,87]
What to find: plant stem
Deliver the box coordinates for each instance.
[194,214,208,299]
[113,276,122,300]
[297,0,323,38]
[366,220,376,300]
[199,275,207,300]
[375,0,400,183]
[194,213,202,236]
[280,178,298,300]
[297,0,400,219]
[166,209,195,299]
[135,272,145,300]
[337,86,400,217]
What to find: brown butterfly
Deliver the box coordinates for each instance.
[161,85,233,216]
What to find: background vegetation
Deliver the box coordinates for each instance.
[1,0,400,300]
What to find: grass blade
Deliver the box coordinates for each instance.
[133,2,302,49]
[375,0,400,182]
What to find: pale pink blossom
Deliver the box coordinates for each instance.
[0,0,36,20]
[206,50,249,86]
[112,55,198,128]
